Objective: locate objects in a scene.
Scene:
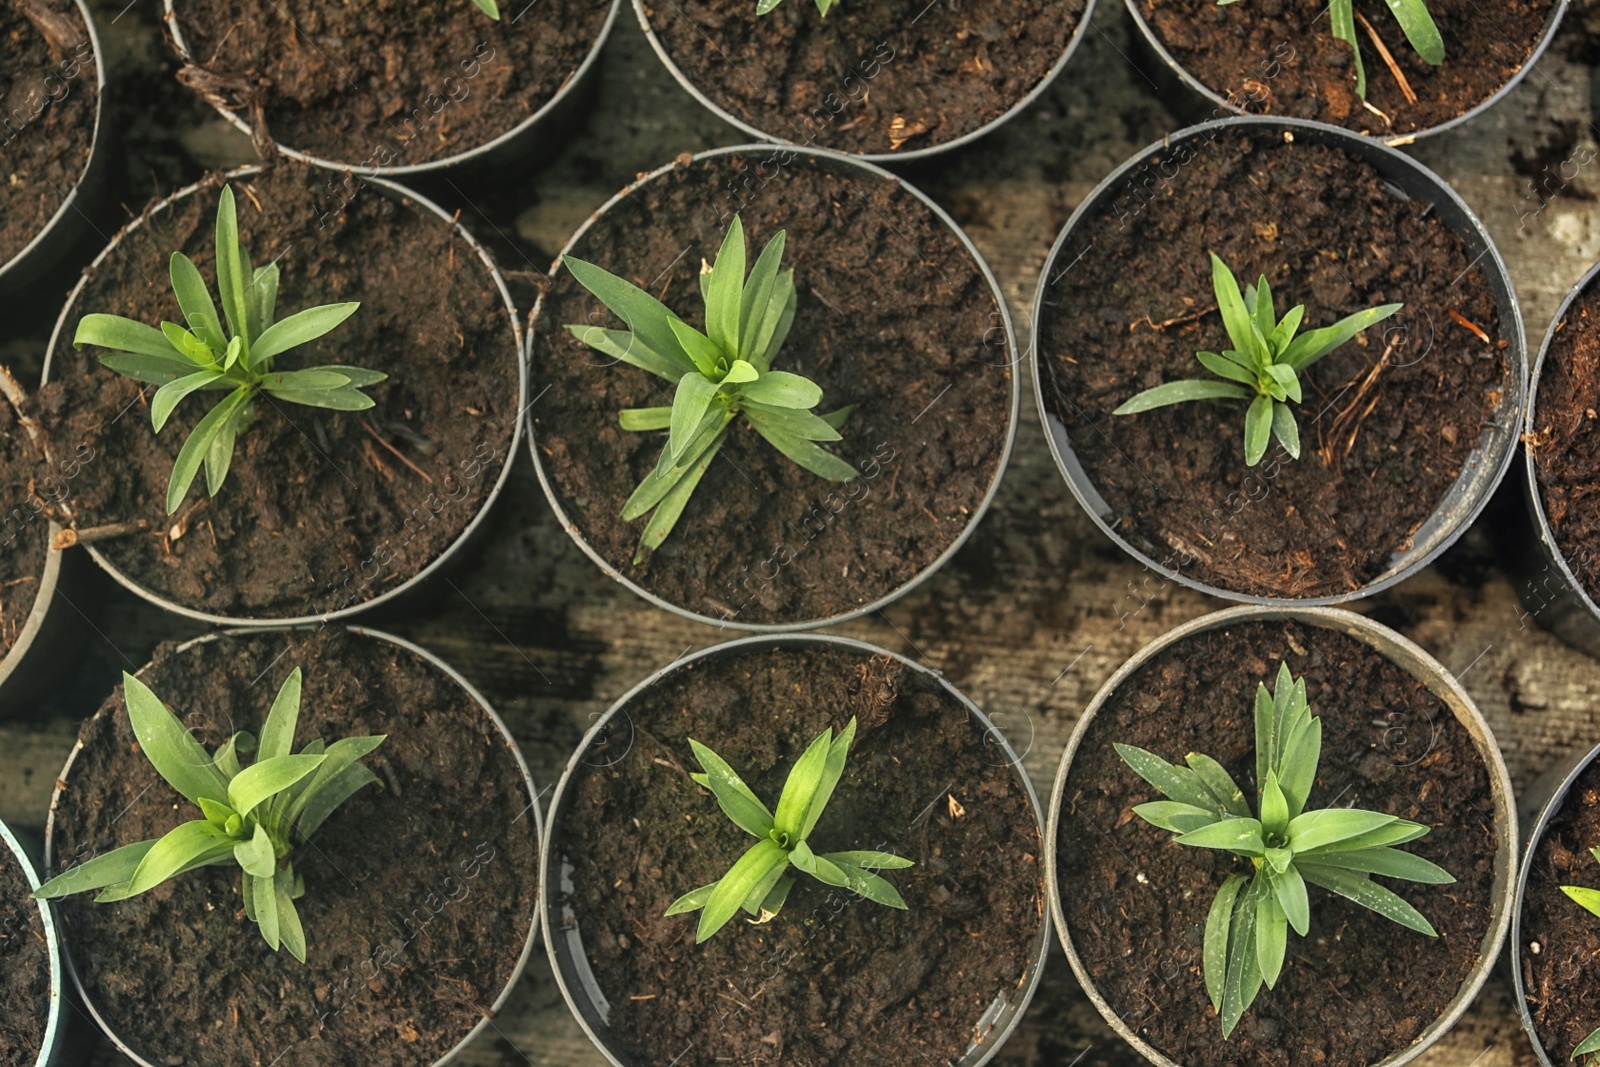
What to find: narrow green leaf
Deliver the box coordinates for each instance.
[253,870,280,950]
[739,229,787,347]
[633,430,727,562]
[1573,1026,1600,1059]
[773,724,836,839]
[33,840,156,899]
[102,820,233,900]
[560,255,700,375]
[562,324,694,383]
[1271,401,1302,462]
[310,365,385,387]
[1255,888,1288,988]
[1281,303,1404,372]
[257,668,303,762]
[1308,820,1430,853]
[253,263,280,330]
[1196,351,1257,386]
[1185,753,1250,818]
[251,303,360,364]
[1210,253,1255,356]
[1269,304,1306,353]
[739,370,824,409]
[1389,0,1444,65]
[789,841,850,887]
[668,319,722,379]
[1272,863,1310,935]
[295,762,381,841]
[263,385,375,412]
[99,351,205,386]
[215,186,251,352]
[665,881,717,916]
[688,738,776,839]
[830,858,908,908]
[1113,380,1252,415]
[1297,861,1438,935]
[1259,772,1289,837]
[621,410,732,522]
[742,402,843,442]
[1114,744,1221,812]
[668,374,720,462]
[753,269,796,371]
[1176,817,1265,856]
[1331,0,1367,99]
[197,796,235,825]
[1288,808,1399,854]
[697,839,786,942]
[749,421,857,481]
[705,215,746,355]
[151,371,225,434]
[739,856,793,916]
[1220,876,1265,1038]
[1265,363,1302,404]
[233,821,277,878]
[122,672,231,807]
[258,369,353,392]
[1133,801,1221,835]
[169,252,226,350]
[1561,885,1600,917]
[1277,717,1320,820]
[275,868,307,963]
[168,388,251,514]
[76,314,181,359]
[1204,873,1247,1013]
[1244,394,1273,466]
[823,850,914,870]
[1317,846,1455,885]
[1251,276,1275,338]
[798,717,856,841]
[283,737,386,835]
[619,407,673,431]
[228,754,325,817]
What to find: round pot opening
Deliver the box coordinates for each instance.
[163,0,622,175]
[528,143,1019,631]
[1046,605,1518,1067]
[1032,115,1525,606]
[634,0,1099,160]
[38,162,526,627]
[1122,0,1570,143]
[42,624,543,1067]
[1513,739,1600,1067]
[541,633,1049,1067]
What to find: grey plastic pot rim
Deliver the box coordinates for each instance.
[0,523,67,701]
[161,0,623,177]
[40,164,527,630]
[1029,113,1527,609]
[526,142,1021,633]
[632,0,1099,163]
[40,623,545,1067]
[1042,604,1520,1067]
[1510,737,1600,1067]
[1521,257,1600,637]
[1121,0,1572,146]
[0,0,107,286]
[538,631,1051,1067]
[1,818,67,1067]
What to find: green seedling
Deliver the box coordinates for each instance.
[1219,0,1444,100]
[1562,849,1600,1063]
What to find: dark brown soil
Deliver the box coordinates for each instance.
[1036,128,1509,599]
[0,387,51,656]
[1135,0,1560,138]
[45,627,540,1067]
[555,644,1044,1066]
[1522,754,1600,1066]
[0,834,49,1066]
[172,0,611,166]
[646,0,1085,155]
[36,163,519,618]
[531,152,1012,624]
[1055,619,1502,1067]
[1530,282,1600,601]
[0,0,98,268]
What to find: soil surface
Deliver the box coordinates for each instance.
[0,386,52,658]
[1530,281,1600,602]
[37,163,520,618]
[0,0,98,268]
[1521,755,1600,1066]
[45,627,540,1067]
[646,0,1084,155]
[171,0,612,166]
[1134,0,1560,137]
[1055,619,1502,1067]
[531,152,1013,624]
[1036,127,1509,599]
[0,835,49,1066]
[554,643,1044,1066]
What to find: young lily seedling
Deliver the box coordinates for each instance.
[1116,663,1455,1037]
[665,717,914,942]
[562,214,856,561]
[33,668,385,963]
[1114,252,1402,467]
[471,0,500,17]
[74,185,386,515]
[1219,0,1444,100]
[1562,849,1600,1063]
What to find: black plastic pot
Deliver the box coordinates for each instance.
[634,0,1099,162]
[1123,0,1570,144]
[527,143,1020,631]
[1512,738,1600,1067]
[1517,258,1600,660]
[0,818,68,1067]
[540,632,1049,1067]
[39,165,526,629]
[1045,604,1519,1067]
[0,0,109,303]
[1030,115,1526,607]
[41,624,544,1067]
[162,0,621,178]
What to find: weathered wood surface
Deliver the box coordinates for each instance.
[3,0,1600,1062]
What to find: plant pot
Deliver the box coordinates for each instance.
[1123,0,1569,143]
[36,161,525,628]
[528,144,1019,630]
[0,0,109,303]
[162,0,621,178]
[633,0,1097,160]
[1517,258,1600,660]
[1031,115,1524,605]
[1045,604,1518,1067]
[0,818,67,1067]
[41,624,543,1067]
[540,633,1049,1066]
[1513,739,1600,1067]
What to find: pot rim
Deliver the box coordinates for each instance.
[630,0,1099,162]
[525,142,1021,632]
[538,630,1050,1067]
[40,623,545,1067]
[1042,604,1520,1067]
[1510,737,1600,1067]
[1029,113,1527,607]
[161,0,624,176]
[1521,257,1600,632]
[0,520,67,699]
[0,818,66,1067]
[39,163,528,628]
[1120,0,1571,146]
[0,0,107,284]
